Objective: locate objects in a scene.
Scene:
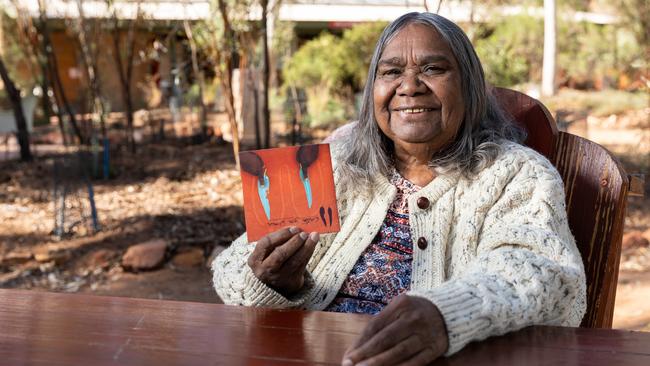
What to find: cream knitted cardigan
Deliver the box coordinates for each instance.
[212,141,587,356]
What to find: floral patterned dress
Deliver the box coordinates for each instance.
[325,171,421,314]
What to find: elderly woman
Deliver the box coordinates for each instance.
[213,12,586,366]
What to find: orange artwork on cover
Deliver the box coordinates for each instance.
[239,143,340,242]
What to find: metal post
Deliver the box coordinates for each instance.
[102,137,109,179]
[86,179,99,232]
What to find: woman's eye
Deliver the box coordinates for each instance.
[423,65,444,74]
[381,69,401,77]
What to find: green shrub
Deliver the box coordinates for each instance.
[474,15,544,87]
[473,12,644,90]
[281,22,386,127]
[560,21,643,88]
[558,21,614,87]
[339,22,388,90]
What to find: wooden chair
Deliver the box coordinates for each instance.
[492,87,643,328]
[326,87,642,328]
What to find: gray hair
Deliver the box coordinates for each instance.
[338,12,525,192]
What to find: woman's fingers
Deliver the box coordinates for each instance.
[346,334,422,366]
[343,295,448,366]
[249,227,300,264]
[247,228,320,296]
[284,232,319,272]
[343,317,412,365]
[262,231,308,268]
[346,295,402,351]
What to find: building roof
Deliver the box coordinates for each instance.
[1,0,619,25]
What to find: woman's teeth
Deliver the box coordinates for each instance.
[401,108,433,114]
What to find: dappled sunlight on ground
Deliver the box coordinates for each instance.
[1,95,649,330]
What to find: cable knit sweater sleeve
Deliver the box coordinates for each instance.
[408,147,587,355]
[211,232,320,307]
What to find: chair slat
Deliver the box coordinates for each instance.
[494,87,628,328]
[553,132,628,327]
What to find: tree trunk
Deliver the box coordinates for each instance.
[217,0,240,169]
[110,2,139,153]
[468,1,476,42]
[261,0,271,148]
[76,0,107,141]
[290,85,302,144]
[0,56,32,161]
[15,3,67,146]
[184,19,208,139]
[542,0,557,97]
[40,65,68,146]
[124,16,137,153]
[47,47,84,144]
[112,28,135,152]
[249,73,261,149]
[38,1,85,144]
[10,2,55,142]
[219,60,240,169]
[267,1,278,91]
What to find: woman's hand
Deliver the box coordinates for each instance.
[342,295,448,366]
[247,227,319,297]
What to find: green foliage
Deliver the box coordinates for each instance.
[557,21,615,86]
[283,33,344,91]
[474,15,544,87]
[283,22,386,92]
[282,22,386,126]
[191,0,264,77]
[303,89,347,127]
[272,21,297,71]
[339,22,388,90]
[282,33,347,126]
[618,0,650,50]
[556,15,644,88]
[473,10,644,89]
[185,83,202,105]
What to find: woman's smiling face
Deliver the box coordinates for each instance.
[373,23,465,150]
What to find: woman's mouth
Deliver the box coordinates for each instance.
[392,106,438,116]
[399,108,435,114]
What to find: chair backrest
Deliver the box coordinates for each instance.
[325,87,629,328]
[494,87,628,328]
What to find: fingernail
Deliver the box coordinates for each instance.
[299,232,309,240]
[289,226,300,234]
[341,359,353,366]
[309,232,320,242]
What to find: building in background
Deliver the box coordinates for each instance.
[0,0,618,143]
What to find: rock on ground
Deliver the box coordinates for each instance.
[623,231,650,250]
[81,249,118,270]
[122,239,167,271]
[172,247,205,268]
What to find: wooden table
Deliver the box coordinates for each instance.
[1,289,649,365]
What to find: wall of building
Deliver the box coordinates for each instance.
[50,28,161,115]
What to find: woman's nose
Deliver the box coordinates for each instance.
[397,71,427,96]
